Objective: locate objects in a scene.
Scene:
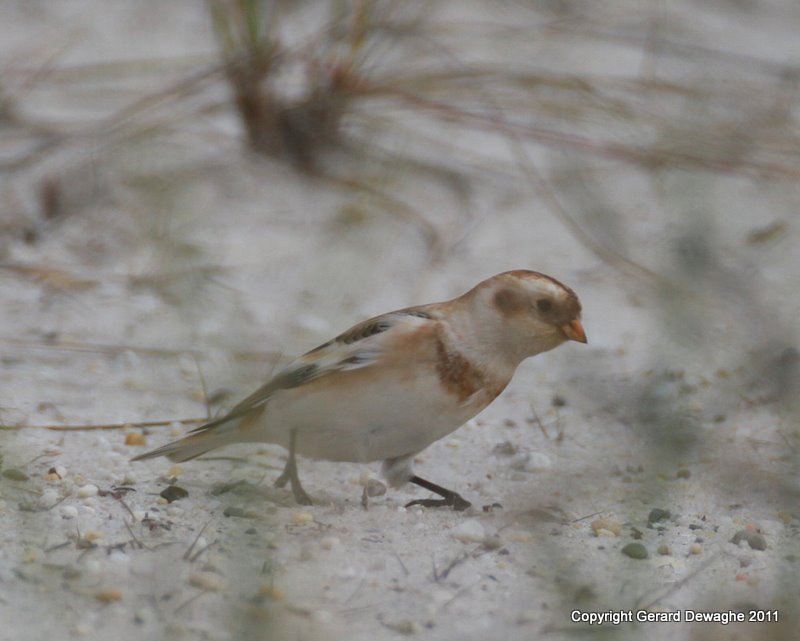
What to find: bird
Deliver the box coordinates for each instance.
[132,270,586,510]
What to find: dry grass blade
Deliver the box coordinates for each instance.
[0,263,98,291]
[385,90,800,181]
[39,418,206,432]
[0,337,280,362]
[507,141,667,286]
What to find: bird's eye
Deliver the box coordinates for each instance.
[536,299,552,313]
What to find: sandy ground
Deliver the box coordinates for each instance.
[1,2,799,641]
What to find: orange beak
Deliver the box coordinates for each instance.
[561,318,587,343]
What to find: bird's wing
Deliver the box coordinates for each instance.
[189,306,437,433]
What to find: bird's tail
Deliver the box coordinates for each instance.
[131,420,239,463]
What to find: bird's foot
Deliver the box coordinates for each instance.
[273,470,290,489]
[275,431,313,505]
[274,471,313,506]
[406,475,471,511]
[291,483,313,506]
[405,494,471,511]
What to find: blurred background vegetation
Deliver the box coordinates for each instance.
[1,1,798,640]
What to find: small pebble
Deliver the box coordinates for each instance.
[689,543,702,555]
[95,588,123,603]
[621,543,648,559]
[529,452,553,470]
[312,610,333,624]
[134,608,152,625]
[188,572,225,591]
[731,529,767,551]
[291,512,314,525]
[77,484,99,498]
[364,479,387,497]
[451,519,486,543]
[657,544,671,556]
[510,452,552,472]
[676,469,691,479]
[648,508,671,524]
[159,485,189,503]
[76,535,96,550]
[210,480,245,495]
[735,571,760,587]
[108,550,129,564]
[40,489,59,507]
[3,469,29,481]
[85,559,102,575]
[320,536,340,550]
[62,566,81,580]
[124,433,147,446]
[492,441,518,456]
[379,616,419,635]
[591,518,622,537]
[258,585,284,600]
[61,505,78,519]
[482,535,503,550]
[74,623,92,636]
[430,588,454,607]
[337,566,357,580]
[507,531,532,543]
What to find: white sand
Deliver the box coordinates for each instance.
[1,2,798,640]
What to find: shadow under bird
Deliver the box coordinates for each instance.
[132,270,587,510]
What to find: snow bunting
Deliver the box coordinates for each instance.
[133,270,586,510]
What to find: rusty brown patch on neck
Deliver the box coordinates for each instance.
[434,330,504,403]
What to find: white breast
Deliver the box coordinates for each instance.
[256,367,491,463]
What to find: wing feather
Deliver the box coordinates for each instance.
[189,307,436,434]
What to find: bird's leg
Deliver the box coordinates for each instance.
[274,429,312,505]
[406,475,471,511]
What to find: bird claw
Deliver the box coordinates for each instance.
[274,428,313,505]
[274,473,313,505]
[292,487,313,506]
[405,494,471,511]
